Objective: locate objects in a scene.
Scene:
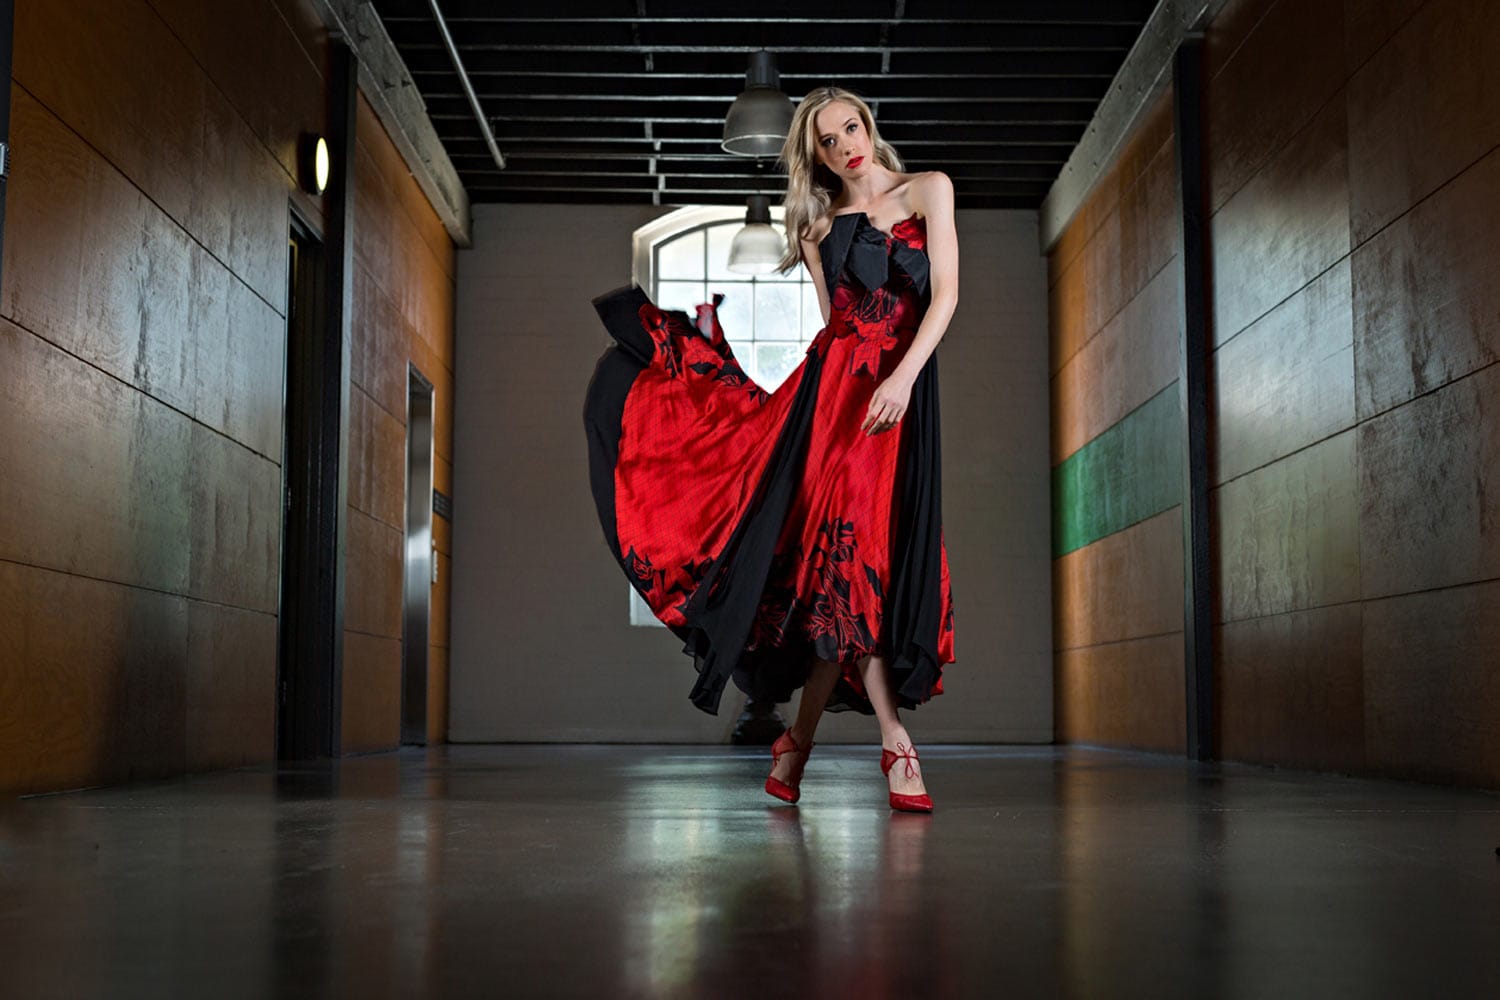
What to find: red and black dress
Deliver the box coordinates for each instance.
[584,211,955,716]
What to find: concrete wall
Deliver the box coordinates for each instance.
[451,202,1052,743]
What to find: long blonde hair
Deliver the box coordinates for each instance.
[777,86,904,272]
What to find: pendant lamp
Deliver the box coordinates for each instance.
[727,195,783,274]
[722,51,794,156]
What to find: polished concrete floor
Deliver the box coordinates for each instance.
[2,744,1499,999]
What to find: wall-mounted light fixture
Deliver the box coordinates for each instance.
[298,133,331,195]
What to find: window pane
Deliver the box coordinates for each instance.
[714,285,753,352]
[656,280,707,315]
[754,281,800,340]
[658,230,705,280]
[755,342,802,393]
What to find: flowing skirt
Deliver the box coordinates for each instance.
[583,284,953,715]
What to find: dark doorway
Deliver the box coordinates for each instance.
[276,213,337,760]
[402,365,436,745]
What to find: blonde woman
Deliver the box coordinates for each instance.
[585,86,957,812]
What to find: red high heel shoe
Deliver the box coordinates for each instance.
[765,729,814,804]
[880,741,934,812]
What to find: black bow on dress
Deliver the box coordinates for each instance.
[819,212,930,297]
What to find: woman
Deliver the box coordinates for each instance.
[584,86,957,812]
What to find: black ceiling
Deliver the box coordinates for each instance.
[370,1,1159,209]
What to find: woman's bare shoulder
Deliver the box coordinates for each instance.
[908,170,954,210]
[801,211,838,247]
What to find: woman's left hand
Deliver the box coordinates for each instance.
[863,373,913,435]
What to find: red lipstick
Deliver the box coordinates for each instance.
[846,156,864,168]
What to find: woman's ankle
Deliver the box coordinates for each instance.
[787,724,815,748]
[881,727,915,751]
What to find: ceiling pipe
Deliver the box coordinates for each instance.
[427,0,507,170]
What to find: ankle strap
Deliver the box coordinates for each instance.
[881,741,920,779]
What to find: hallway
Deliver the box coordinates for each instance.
[4,745,1497,998]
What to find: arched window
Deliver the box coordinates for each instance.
[625,206,824,627]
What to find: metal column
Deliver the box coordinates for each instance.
[1174,36,1215,762]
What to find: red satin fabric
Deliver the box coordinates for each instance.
[613,214,954,709]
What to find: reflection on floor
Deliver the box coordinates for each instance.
[2,744,1499,998]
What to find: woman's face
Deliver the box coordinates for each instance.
[813,100,872,179]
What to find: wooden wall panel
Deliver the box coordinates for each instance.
[0,561,188,795]
[1050,0,1500,786]
[185,421,281,615]
[1048,247,1091,377]
[185,601,277,771]
[1204,0,1345,214]
[1346,0,1500,246]
[2,92,285,461]
[1350,145,1500,420]
[1056,634,1185,753]
[344,509,403,641]
[1344,0,1427,72]
[343,87,457,749]
[1363,580,1500,786]
[1217,603,1364,773]
[430,561,450,650]
[1212,258,1355,485]
[1,0,457,793]
[349,386,405,531]
[145,0,327,200]
[0,317,280,612]
[1,317,192,592]
[270,0,328,68]
[1209,92,1350,344]
[351,264,410,419]
[1047,89,1175,289]
[1048,82,1179,752]
[14,0,289,309]
[1052,262,1180,464]
[1357,364,1500,601]
[1054,508,1182,651]
[341,631,401,754]
[1215,429,1360,623]
[410,333,455,465]
[354,95,455,281]
[1202,0,1276,79]
[428,645,450,748]
[1047,94,1175,375]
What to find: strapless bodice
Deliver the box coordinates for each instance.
[817,211,930,298]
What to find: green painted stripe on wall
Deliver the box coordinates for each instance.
[1052,383,1182,557]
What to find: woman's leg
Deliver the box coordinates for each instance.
[769,655,840,784]
[856,653,927,796]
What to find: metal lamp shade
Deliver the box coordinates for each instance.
[722,51,794,157]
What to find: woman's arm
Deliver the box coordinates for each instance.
[800,228,831,327]
[890,170,957,385]
[862,171,958,435]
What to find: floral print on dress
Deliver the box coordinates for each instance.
[747,514,883,661]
